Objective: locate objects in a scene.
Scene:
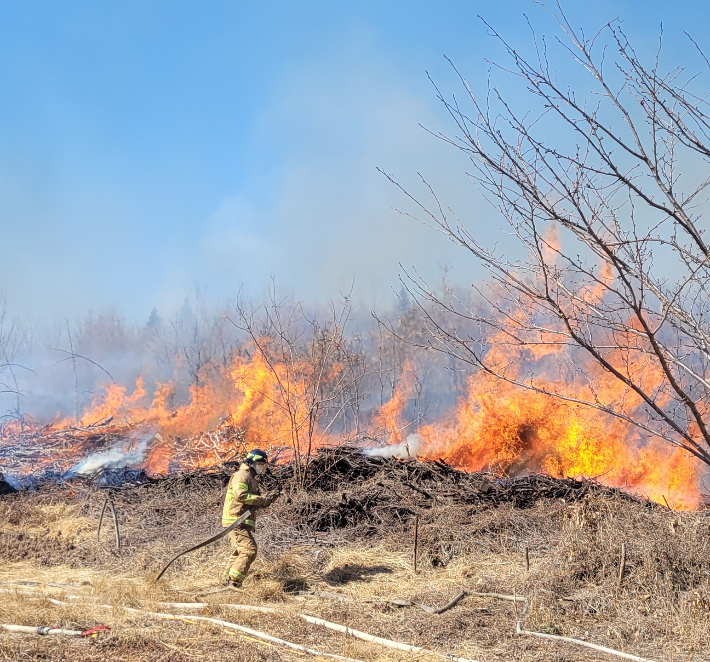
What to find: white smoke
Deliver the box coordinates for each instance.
[68,432,157,477]
[364,433,422,459]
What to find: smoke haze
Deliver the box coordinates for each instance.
[68,431,155,477]
[364,434,423,459]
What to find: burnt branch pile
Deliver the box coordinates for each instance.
[264,446,649,534]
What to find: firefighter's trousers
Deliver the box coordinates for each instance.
[224,526,257,584]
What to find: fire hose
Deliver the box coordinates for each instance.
[153,483,282,582]
[0,624,111,637]
[153,510,252,582]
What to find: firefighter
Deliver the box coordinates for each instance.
[221,448,280,587]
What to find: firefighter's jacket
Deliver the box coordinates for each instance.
[222,463,270,529]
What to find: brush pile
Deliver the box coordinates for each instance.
[258,446,651,533]
[291,445,644,505]
[32,444,645,537]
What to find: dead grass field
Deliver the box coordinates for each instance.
[1,454,710,662]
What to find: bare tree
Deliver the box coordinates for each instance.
[229,284,368,484]
[389,3,710,466]
[0,297,31,431]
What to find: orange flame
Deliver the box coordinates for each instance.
[370,360,417,443]
[418,372,700,508]
[408,323,703,509]
[1,327,705,508]
[46,340,345,474]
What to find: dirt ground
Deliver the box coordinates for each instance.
[1,452,710,662]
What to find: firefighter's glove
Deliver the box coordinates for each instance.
[264,489,282,506]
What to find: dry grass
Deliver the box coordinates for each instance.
[1,466,709,662]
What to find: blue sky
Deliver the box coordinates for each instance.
[1,0,708,322]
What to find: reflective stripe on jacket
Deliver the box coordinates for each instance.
[222,463,269,528]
